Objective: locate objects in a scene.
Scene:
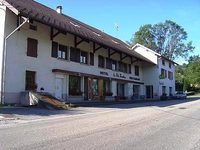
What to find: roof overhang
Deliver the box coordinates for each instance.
[0,0,19,15]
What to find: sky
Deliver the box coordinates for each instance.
[36,0,200,63]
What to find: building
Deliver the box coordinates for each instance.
[0,0,176,104]
[132,43,176,99]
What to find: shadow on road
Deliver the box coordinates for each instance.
[0,97,199,117]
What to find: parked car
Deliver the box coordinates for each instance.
[174,91,187,99]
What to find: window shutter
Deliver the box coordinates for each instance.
[64,46,68,60]
[90,53,94,65]
[76,48,80,63]
[70,47,76,61]
[51,42,58,58]
[27,38,38,57]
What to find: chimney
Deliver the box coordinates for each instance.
[56,6,62,14]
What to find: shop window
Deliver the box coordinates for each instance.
[135,65,139,76]
[80,51,88,64]
[103,80,111,96]
[92,79,98,96]
[25,70,37,91]
[69,75,82,96]
[98,55,105,68]
[27,38,38,57]
[117,83,125,96]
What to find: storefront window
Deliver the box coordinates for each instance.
[92,79,98,96]
[103,80,112,96]
[69,75,82,96]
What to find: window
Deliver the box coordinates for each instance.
[90,53,94,65]
[58,44,68,60]
[117,83,125,96]
[118,62,127,73]
[27,38,38,57]
[52,42,58,58]
[161,68,167,78]
[169,62,172,68]
[25,71,36,91]
[128,64,131,74]
[29,24,37,31]
[106,58,112,69]
[112,60,117,71]
[103,80,111,96]
[92,79,98,96]
[162,59,165,66]
[162,86,166,95]
[69,75,82,96]
[98,55,105,68]
[168,71,173,80]
[80,51,88,64]
[70,47,80,63]
[51,42,68,60]
[169,87,172,96]
[29,19,37,31]
[135,65,139,76]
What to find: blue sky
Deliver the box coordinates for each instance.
[36,0,200,62]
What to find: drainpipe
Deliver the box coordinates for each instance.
[1,16,29,104]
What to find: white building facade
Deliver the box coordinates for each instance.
[0,0,176,104]
[132,44,176,99]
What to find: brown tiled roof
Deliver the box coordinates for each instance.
[4,0,134,56]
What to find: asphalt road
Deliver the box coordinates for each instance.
[0,99,200,150]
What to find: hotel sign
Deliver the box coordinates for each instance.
[113,73,126,79]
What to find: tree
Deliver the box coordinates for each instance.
[128,20,194,60]
[175,55,200,92]
[185,56,200,86]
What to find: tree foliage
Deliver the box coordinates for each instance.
[129,20,194,60]
[175,55,200,92]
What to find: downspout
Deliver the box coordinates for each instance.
[1,16,29,104]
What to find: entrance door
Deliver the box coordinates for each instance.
[146,85,153,99]
[117,83,125,96]
[88,78,93,100]
[84,77,88,100]
[55,78,63,99]
[133,85,140,99]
